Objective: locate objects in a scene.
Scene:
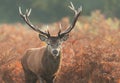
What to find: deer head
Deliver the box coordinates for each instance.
[19,2,82,57]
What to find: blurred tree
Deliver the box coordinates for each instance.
[0,0,120,23]
[104,0,120,18]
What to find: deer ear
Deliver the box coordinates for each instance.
[61,34,69,41]
[39,34,48,42]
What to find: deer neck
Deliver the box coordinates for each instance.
[41,46,61,77]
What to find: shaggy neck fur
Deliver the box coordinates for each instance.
[41,46,61,81]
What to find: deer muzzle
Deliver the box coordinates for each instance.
[52,49,60,57]
[53,50,58,55]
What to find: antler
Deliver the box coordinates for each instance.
[19,7,50,37]
[58,2,82,37]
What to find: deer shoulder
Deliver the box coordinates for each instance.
[22,47,46,74]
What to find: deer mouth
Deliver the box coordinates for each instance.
[53,53,59,58]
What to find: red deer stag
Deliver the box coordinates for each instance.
[19,2,82,83]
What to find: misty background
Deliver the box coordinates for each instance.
[0,0,120,23]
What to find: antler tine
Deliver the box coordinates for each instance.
[59,23,62,30]
[68,2,77,15]
[59,2,82,37]
[19,7,23,15]
[19,7,50,37]
[58,23,62,36]
[46,25,50,37]
[69,2,82,15]
[26,8,32,16]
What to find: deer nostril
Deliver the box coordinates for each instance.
[52,50,58,55]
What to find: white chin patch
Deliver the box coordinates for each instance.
[53,54,59,57]
[53,54,59,59]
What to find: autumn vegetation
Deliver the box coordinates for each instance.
[0,11,120,83]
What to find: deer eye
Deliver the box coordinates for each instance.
[47,42,50,45]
